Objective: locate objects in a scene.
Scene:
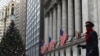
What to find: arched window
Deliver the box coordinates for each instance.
[11,7,14,15]
[12,4,14,6]
[5,8,7,17]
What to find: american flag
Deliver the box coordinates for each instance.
[40,41,47,54]
[48,37,55,51]
[59,28,67,46]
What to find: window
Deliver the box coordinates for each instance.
[12,4,14,6]
[11,7,14,15]
[0,32,2,34]
[7,8,9,15]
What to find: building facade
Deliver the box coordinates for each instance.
[44,0,100,56]
[26,0,44,56]
[14,0,26,55]
[0,0,16,42]
[14,1,20,28]
[0,20,4,41]
[0,19,11,42]
[15,0,27,44]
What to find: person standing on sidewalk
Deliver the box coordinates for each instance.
[78,21,99,56]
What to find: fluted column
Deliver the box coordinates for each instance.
[88,0,98,33]
[87,2,99,55]
[47,54,50,56]
[62,0,67,33]
[47,16,49,43]
[48,13,50,40]
[49,12,51,37]
[55,51,59,56]
[73,46,78,56]
[44,54,47,56]
[44,17,46,43]
[82,0,88,33]
[68,0,74,39]
[75,0,82,33]
[97,0,100,54]
[51,52,54,56]
[66,47,71,56]
[57,3,62,41]
[97,0,100,35]
[60,49,64,56]
[53,7,57,41]
[81,47,86,56]
[44,16,49,43]
[49,11,53,37]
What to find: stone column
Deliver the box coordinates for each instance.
[88,0,98,33]
[68,0,74,40]
[47,16,49,43]
[53,7,57,41]
[49,11,53,37]
[97,0,100,36]
[44,54,47,56]
[51,52,54,56]
[55,51,59,56]
[48,12,51,39]
[97,0,100,54]
[81,47,86,56]
[47,54,50,56]
[82,0,89,33]
[60,49,64,56]
[57,3,62,41]
[44,16,49,43]
[73,46,78,56]
[74,0,82,33]
[62,0,67,33]
[66,47,71,56]
[44,17,46,43]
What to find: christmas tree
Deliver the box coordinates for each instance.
[0,20,25,56]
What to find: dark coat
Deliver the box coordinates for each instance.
[80,31,99,56]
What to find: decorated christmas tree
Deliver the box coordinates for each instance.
[0,20,25,56]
